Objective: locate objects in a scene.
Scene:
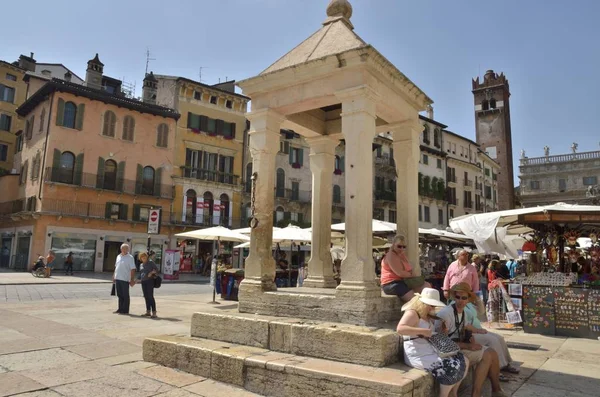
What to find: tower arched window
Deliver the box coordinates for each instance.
[142,166,155,195]
[203,192,214,225]
[102,111,116,137]
[63,102,77,129]
[220,194,230,226]
[59,151,75,184]
[276,168,285,197]
[185,189,197,222]
[481,100,489,111]
[103,159,117,190]
[489,98,497,109]
[275,206,285,223]
[434,129,440,148]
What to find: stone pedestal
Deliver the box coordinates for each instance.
[238,109,284,299]
[335,86,380,294]
[392,121,423,274]
[304,136,338,289]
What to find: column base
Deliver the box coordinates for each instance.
[335,280,381,299]
[238,277,277,297]
[303,276,338,289]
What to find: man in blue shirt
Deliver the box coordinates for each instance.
[506,259,518,279]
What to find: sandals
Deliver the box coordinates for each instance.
[502,365,520,374]
[151,312,158,319]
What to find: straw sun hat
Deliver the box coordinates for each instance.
[448,282,477,303]
[401,287,446,311]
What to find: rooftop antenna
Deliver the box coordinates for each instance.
[199,66,208,83]
[145,48,156,76]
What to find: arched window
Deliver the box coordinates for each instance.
[335,156,341,171]
[103,160,117,190]
[275,206,285,223]
[489,98,497,109]
[122,115,135,141]
[245,163,253,193]
[481,100,489,111]
[276,168,285,197]
[59,151,75,184]
[142,166,155,195]
[63,102,77,129]
[220,194,230,226]
[203,192,214,225]
[434,129,440,148]
[422,125,430,144]
[333,185,341,204]
[157,123,168,148]
[185,189,197,222]
[102,111,116,137]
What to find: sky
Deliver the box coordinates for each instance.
[2,0,599,182]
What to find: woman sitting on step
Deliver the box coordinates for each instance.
[397,288,469,397]
[381,235,430,302]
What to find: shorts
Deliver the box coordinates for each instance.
[382,280,411,297]
[461,347,485,366]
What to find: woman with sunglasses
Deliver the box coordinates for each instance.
[381,235,430,302]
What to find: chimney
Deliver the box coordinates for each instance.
[426,105,434,120]
[18,52,36,72]
[142,72,158,105]
[85,53,104,90]
[64,71,72,82]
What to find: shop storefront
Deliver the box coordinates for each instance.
[50,233,97,271]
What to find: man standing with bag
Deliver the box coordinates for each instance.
[113,243,136,314]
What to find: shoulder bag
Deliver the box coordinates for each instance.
[426,333,461,358]
[153,275,162,289]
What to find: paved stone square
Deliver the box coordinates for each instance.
[0,283,598,396]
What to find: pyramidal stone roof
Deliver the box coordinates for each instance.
[261,0,368,75]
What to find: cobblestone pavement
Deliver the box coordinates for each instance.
[0,282,213,302]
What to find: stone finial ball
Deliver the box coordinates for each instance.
[327,0,353,20]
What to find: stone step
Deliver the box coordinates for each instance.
[190,310,400,367]
[143,335,433,397]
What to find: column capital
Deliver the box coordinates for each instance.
[247,108,286,132]
[305,136,339,155]
[388,118,424,142]
[335,85,379,119]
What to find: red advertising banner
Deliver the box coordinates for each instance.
[203,202,210,209]
[180,257,193,272]
[213,204,221,212]
[197,201,204,210]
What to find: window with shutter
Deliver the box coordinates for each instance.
[39,108,46,132]
[122,116,135,141]
[157,124,168,148]
[56,98,65,126]
[0,113,11,131]
[75,103,85,130]
[63,102,77,129]
[102,111,116,137]
[206,118,216,134]
[188,113,201,130]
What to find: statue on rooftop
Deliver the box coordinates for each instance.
[520,149,526,159]
[571,142,578,154]
[544,146,550,157]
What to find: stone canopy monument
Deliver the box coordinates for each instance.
[144,2,435,395]
[237,0,431,326]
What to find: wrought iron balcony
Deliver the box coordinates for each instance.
[181,167,239,186]
[463,179,473,188]
[375,190,396,202]
[0,199,25,215]
[274,188,312,203]
[44,167,174,199]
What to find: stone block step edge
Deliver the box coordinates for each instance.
[189,312,402,367]
[142,335,433,397]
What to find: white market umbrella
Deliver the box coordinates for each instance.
[175,226,249,303]
[234,226,282,235]
[330,247,345,261]
[331,219,397,233]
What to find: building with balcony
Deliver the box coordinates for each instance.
[518,146,600,207]
[0,60,27,172]
[0,54,180,272]
[152,75,249,231]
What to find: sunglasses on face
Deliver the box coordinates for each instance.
[455,296,469,301]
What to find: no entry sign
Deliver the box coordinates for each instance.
[147,208,161,234]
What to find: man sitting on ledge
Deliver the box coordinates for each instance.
[380,235,430,302]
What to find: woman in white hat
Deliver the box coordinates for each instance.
[397,288,469,397]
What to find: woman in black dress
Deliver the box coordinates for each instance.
[139,252,159,318]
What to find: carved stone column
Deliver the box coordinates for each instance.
[335,86,379,293]
[238,109,284,296]
[392,120,423,275]
[304,136,338,288]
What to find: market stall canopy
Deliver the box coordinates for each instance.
[272,224,312,243]
[331,220,397,233]
[234,226,282,234]
[331,235,388,248]
[175,226,250,243]
[418,228,473,243]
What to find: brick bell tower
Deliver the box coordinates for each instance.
[473,69,515,210]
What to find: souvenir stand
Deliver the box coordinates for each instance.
[515,210,600,339]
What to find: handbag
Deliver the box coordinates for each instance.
[426,333,461,358]
[153,276,162,289]
[404,276,426,289]
[110,283,116,296]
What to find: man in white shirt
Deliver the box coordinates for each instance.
[113,243,137,314]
